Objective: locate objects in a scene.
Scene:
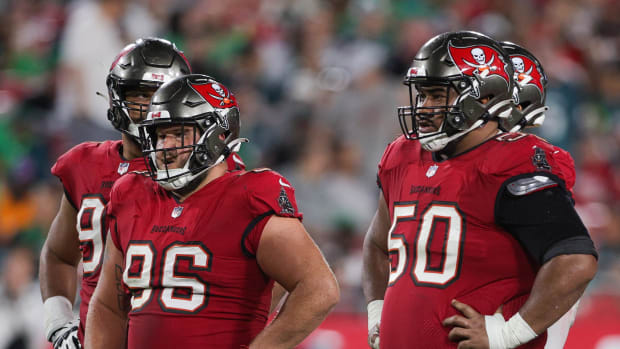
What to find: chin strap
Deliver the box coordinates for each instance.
[211,137,248,168]
[508,106,548,132]
[419,119,486,152]
[156,137,249,191]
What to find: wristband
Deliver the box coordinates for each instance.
[44,296,75,341]
[367,300,384,331]
[485,312,538,349]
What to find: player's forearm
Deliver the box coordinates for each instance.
[39,244,78,302]
[518,254,597,334]
[269,282,288,314]
[84,297,128,349]
[250,276,339,349]
[362,235,389,303]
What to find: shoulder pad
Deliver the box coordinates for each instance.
[248,167,272,173]
[495,132,528,142]
[128,170,150,177]
[506,175,558,196]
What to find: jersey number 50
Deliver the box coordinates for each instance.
[388,202,465,288]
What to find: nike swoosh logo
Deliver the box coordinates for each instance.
[279,178,291,188]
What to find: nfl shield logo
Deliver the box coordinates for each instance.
[171,206,184,218]
[426,164,439,178]
[117,162,130,175]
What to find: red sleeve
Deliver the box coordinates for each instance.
[242,170,303,256]
[377,139,399,204]
[51,144,85,209]
[554,147,576,192]
[106,179,123,252]
[487,134,572,187]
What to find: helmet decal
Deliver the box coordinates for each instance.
[407,67,426,78]
[148,72,166,82]
[510,55,544,93]
[190,82,238,109]
[447,43,510,83]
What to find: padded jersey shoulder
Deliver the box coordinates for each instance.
[108,171,154,215]
[52,140,121,176]
[378,135,422,173]
[482,133,571,185]
[236,168,302,219]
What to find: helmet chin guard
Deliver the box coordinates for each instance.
[418,119,486,152]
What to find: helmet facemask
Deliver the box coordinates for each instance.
[107,78,159,142]
[398,77,492,152]
[106,38,192,142]
[140,114,239,191]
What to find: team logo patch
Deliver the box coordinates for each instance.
[426,164,439,178]
[117,162,130,175]
[510,55,544,94]
[532,147,551,170]
[171,206,184,218]
[278,188,295,215]
[447,43,510,83]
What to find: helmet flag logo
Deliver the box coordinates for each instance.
[447,43,510,83]
[510,55,544,93]
[191,83,237,109]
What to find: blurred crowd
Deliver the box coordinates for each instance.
[0,0,618,347]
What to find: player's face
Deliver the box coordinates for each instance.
[125,87,157,123]
[416,86,458,133]
[154,124,202,169]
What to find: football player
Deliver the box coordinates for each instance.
[500,41,576,194]
[85,74,339,348]
[39,38,191,349]
[362,31,597,349]
[501,41,579,349]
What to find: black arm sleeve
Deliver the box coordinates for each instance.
[495,177,598,265]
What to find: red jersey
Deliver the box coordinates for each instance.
[552,145,575,192]
[226,152,246,171]
[50,140,147,344]
[107,169,302,348]
[377,133,572,349]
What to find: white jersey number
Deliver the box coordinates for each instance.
[76,195,106,275]
[388,202,464,288]
[123,241,211,313]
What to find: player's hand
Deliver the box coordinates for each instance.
[443,299,489,349]
[368,322,380,349]
[50,319,81,349]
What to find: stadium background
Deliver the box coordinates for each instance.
[0,0,618,348]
